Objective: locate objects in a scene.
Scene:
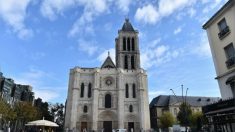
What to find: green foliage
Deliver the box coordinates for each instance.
[50,103,65,131]
[190,112,202,127]
[37,102,53,121]
[14,102,39,122]
[0,98,16,122]
[159,112,175,128]
[177,102,192,127]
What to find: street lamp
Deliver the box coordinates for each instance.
[170,85,190,132]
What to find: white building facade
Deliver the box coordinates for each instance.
[65,19,150,132]
[203,0,235,99]
[202,0,235,131]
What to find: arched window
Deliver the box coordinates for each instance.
[105,94,111,108]
[124,55,128,69]
[80,83,84,98]
[132,38,135,51]
[83,105,88,113]
[131,56,135,69]
[88,83,92,98]
[127,38,130,51]
[123,37,126,51]
[129,105,133,112]
[125,84,129,98]
[132,84,136,98]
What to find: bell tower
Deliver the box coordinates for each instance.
[115,18,140,70]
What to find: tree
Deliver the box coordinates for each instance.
[190,112,203,131]
[13,102,39,130]
[49,103,65,131]
[0,99,16,130]
[177,102,192,129]
[159,112,175,131]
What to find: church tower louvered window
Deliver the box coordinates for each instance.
[116,18,140,70]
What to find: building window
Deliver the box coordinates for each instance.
[105,94,111,108]
[218,18,230,39]
[129,105,133,112]
[126,84,129,98]
[224,43,235,68]
[80,83,84,98]
[88,83,92,98]
[124,55,128,69]
[83,105,88,113]
[132,38,135,51]
[127,38,131,51]
[123,37,126,51]
[131,56,135,69]
[132,84,136,98]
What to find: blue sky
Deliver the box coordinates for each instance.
[0,0,228,103]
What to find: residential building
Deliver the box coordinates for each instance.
[0,72,34,104]
[64,19,151,132]
[149,95,219,129]
[203,0,235,131]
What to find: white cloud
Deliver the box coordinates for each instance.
[97,48,115,63]
[140,39,182,69]
[78,39,98,56]
[148,90,166,102]
[135,4,159,24]
[40,0,77,20]
[188,8,196,17]
[192,33,211,58]
[174,27,182,35]
[68,11,95,36]
[158,0,196,17]
[40,0,108,36]
[116,0,132,14]
[0,0,33,39]
[135,0,196,24]
[202,0,222,14]
[34,89,60,102]
[13,68,65,102]
[68,0,108,36]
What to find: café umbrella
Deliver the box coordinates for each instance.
[25,118,59,127]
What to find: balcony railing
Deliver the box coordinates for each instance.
[218,26,230,39]
[226,57,235,68]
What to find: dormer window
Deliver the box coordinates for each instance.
[218,18,230,39]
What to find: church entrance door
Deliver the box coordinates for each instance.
[103,121,112,132]
[81,122,87,132]
[128,122,134,132]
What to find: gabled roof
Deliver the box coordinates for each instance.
[121,18,135,32]
[150,95,220,108]
[101,56,116,68]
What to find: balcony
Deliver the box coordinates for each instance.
[225,57,235,68]
[218,26,230,39]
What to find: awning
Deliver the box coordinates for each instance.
[205,106,235,115]
[226,75,235,84]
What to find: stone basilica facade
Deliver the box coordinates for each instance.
[65,19,150,132]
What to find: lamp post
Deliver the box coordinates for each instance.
[170,85,189,132]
